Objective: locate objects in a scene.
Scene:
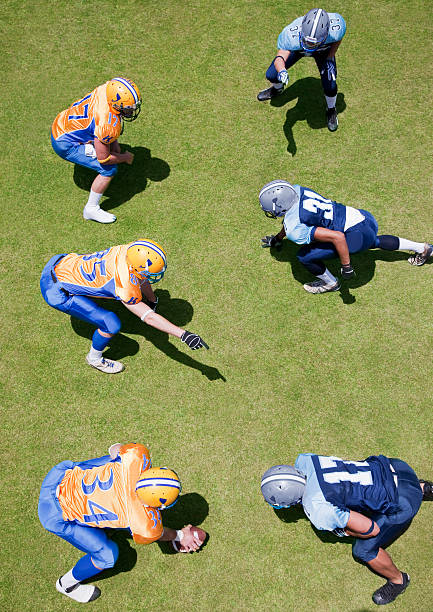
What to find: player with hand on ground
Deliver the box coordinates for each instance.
[51,78,141,223]
[261,454,433,605]
[40,239,208,373]
[257,8,346,131]
[259,180,432,293]
[38,442,207,603]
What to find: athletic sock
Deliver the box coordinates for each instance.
[398,238,425,252]
[274,82,284,90]
[317,269,337,284]
[325,95,337,109]
[72,554,101,582]
[91,329,111,352]
[60,569,79,589]
[85,190,103,210]
[87,346,103,363]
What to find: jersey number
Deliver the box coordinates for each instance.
[83,500,118,524]
[302,190,334,220]
[68,94,91,120]
[79,249,110,282]
[319,457,373,486]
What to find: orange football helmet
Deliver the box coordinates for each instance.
[135,467,181,509]
[126,239,167,284]
[106,77,142,121]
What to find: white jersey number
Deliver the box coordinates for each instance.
[319,456,373,486]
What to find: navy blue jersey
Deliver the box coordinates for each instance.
[311,454,399,515]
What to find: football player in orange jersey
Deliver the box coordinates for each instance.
[40,240,209,373]
[51,78,141,223]
[39,443,207,603]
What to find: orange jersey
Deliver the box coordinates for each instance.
[51,83,122,145]
[54,244,142,304]
[57,444,163,544]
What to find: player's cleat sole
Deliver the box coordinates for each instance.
[83,206,116,224]
[303,280,340,294]
[419,479,433,501]
[56,578,101,603]
[86,354,125,374]
[407,243,433,266]
[326,107,338,131]
[257,85,284,102]
[372,573,410,605]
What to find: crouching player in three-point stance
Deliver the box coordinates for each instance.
[39,443,207,603]
[51,78,141,224]
[40,239,208,373]
[261,454,433,605]
[259,180,433,293]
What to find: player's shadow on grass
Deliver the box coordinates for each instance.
[274,507,352,547]
[270,77,346,156]
[70,289,226,381]
[268,241,410,304]
[73,145,170,212]
[156,492,209,555]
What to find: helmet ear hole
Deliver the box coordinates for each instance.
[126,240,167,284]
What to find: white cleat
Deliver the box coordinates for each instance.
[408,243,433,266]
[303,279,340,294]
[83,206,116,224]
[56,577,101,603]
[86,354,125,374]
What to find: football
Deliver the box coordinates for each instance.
[172,527,207,553]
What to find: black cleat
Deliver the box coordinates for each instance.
[326,107,338,131]
[257,86,284,102]
[372,573,410,605]
[419,479,433,500]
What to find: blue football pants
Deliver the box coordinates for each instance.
[265,50,337,97]
[40,254,121,335]
[352,458,422,563]
[51,134,118,177]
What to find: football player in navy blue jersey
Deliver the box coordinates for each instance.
[261,454,433,605]
[259,180,433,294]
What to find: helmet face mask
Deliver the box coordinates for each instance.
[259,180,299,218]
[106,77,142,122]
[135,467,182,509]
[261,465,306,509]
[300,8,330,53]
[126,240,167,284]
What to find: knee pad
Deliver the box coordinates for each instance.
[92,540,119,570]
[100,311,121,335]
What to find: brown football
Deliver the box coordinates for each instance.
[172,527,207,553]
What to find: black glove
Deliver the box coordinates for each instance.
[181,330,209,350]
[261,235,283,249]
[144,296,158,311]
[341,263,355,279]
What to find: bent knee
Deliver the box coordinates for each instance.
[99,164,118,177]
[352,541,378,564]
[93,541,119,570]
[101,312,121,335]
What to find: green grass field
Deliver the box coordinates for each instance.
[2,1,432,610]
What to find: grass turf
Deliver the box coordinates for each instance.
[1,1,432,610]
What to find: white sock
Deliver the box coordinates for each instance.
[398,238,425,252]
[85,190,103,210]
[317,269,337,284]
[325,95,337,109]
[273,82,284,90]
[88,346,103,362]
[60,569,79,589]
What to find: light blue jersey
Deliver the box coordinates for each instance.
[295,453,350,531]
[277,13,346,54]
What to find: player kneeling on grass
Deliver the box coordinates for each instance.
[261,454,433,606]
[40,239,208,373]
[259,180,433,294]
[38,443,207,603]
